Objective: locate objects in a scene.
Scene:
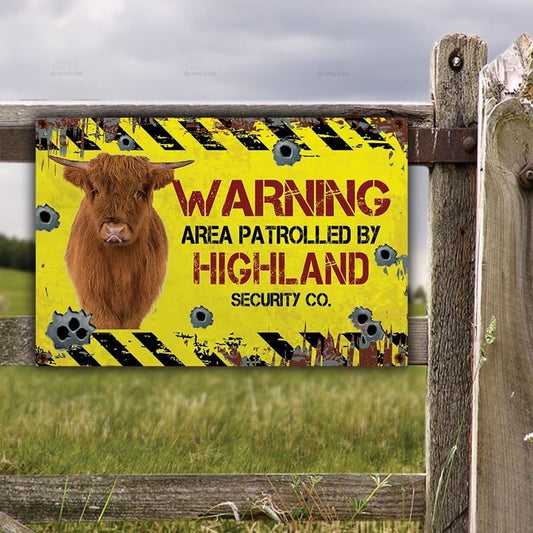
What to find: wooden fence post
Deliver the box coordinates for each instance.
[471,33,533,531]
[427,34,487,531]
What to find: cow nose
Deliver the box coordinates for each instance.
[105,224,124,236]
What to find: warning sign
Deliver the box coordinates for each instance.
[35,117,408,366]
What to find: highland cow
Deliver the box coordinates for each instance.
[50,153,193,329]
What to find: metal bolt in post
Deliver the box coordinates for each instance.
[518,162,533,190]
[449,55,463,71]
[462,136,477,153]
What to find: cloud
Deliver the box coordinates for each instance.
[0,0,529,101]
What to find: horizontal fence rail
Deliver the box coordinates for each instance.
[0,474,425,523]
[0,101,436,163]
[0,101,435,126]
[0,316,428,366]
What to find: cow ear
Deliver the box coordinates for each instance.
[150,169,176,190]
[63,167,87,189]
[49,156,89,189]
[149,160,194,190]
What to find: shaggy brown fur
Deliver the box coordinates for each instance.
[51,153,193,329]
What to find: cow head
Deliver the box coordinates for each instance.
[50,153,193,246]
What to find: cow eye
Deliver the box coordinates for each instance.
[91,189,99,197]
[135,190,146,199]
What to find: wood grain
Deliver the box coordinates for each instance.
[0,512,34,533]
[0,102,434,127]
[0,317,34,366]
[471,33,533,532]
[0,316,427,366]
[0,474,425,523]
[0,102,433,162]
[426,34,487,532]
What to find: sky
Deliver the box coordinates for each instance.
[0,0,530,289]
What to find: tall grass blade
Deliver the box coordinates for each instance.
[96,476,118,525]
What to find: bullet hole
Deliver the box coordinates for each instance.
[118,135,135,151]
[273,139,301,166]
[57,326,69,340]
[36,204,60,231]
[357,314,368,324]
[349,307,385,343]
[375,244,398,267]
[280,144,292,157]
[45,307,96,350]
[349,307,372,329]
[190,306,214,328]
[363,320,385,343]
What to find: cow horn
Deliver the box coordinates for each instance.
[49,155,90,169]
[150,160,194,170]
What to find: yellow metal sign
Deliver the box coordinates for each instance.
[35,117,408,366]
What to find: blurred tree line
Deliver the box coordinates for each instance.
[0,234,34,271]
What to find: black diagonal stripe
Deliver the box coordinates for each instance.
[257,332,294,361]
[93,117,121,143]
[197,350,227,366]
[35,136,59,151]
[345,119,393,150]
[115,126,143,151]
[66,127,101,150]
[178,119,226,150]
[92,119,142,150]
[341,332,367,349]
[67,346,101,366]
[93,333,142,366]
[264,118,310,150]
[264,118,310,148]
[138,119,184,150]
[219,119,269,150]
[132,332,184,366]
[310,120,352,150]
[301,332,327,350]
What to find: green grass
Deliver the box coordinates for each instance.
[0,266,34,317]
[408,302,426,317]
[0,368,425,475]
[1,273,426,531]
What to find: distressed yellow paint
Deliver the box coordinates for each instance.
[36,117,407,366]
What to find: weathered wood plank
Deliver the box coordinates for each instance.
[0,512,34,533]
[426,34,487,532]
[0,127,33,162]
[0,102,433,162]
[471,33,533,532]
[0,316,427,366]
[0,102,434,127]
[0,317,34,366]
[0,474,425,523]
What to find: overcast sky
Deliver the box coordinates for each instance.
[0,0,530,288]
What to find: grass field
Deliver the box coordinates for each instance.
[0,367,425,476]
[0,266,34,317]
[1,268,426,531]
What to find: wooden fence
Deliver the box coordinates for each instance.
[0,33,531,532]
